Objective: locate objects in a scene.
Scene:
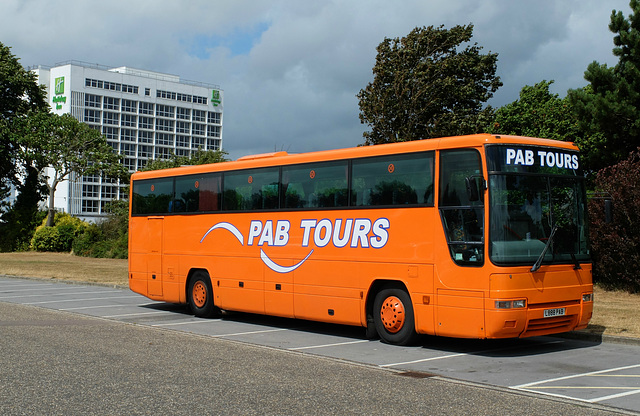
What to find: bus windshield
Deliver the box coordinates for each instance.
[486,145,589,267]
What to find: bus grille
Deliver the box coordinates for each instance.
[523,314,577,337]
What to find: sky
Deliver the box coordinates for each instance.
[1,0,632,160]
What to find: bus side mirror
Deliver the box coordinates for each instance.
[465,176,480,202]
[604,198,613,224]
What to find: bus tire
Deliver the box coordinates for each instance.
[188,271,220,318]
[373,287,417,346]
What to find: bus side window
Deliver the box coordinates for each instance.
[132,178,173,215]
[198,174,221,212]
[351,152,434,207]
[282,161,349,209]
[223,168,279,211]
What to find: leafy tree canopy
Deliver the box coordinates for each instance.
[141,148,229,172]
[568,0,640,171]
[0,42,47,204]
[490,80,580,142]
[15,112,127,226]
[357,24,502,145]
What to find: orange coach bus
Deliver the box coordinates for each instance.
[128,134,593,345]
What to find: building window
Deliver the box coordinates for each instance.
[101,185,117,199]
[139,102,154,114]
[193,95,207,105]
[145,88,150,96]
[156,104,175,118]
[120,129,136,142]
[176,121,190,134]
[192,123,205,136]
[138,145,152,158]
[175,148,190,157]
[103,111,119,125]
[103,97,120,110]
[208,111,221,124]
[123,158,136,171]
[176,107,191,120]
[192,137,205,149]
[138,131,153,143]
[207,138,221,150]
[207,125,221,138]
[155,133,173,146]
[102,126,119,140]
[155,147,172,159]
[121,114,136,127]
[122,99,137,113]
[138,116,153,130]
[82,184,99,198]
[193,109,206,122]
[176,135,190,148]
[84,109,101,123]
[120,143,136,157]
[155,119,174,132]
[85,94,102,108]
[82,200,99,213]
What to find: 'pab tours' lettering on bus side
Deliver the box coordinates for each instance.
[201,217,390,273]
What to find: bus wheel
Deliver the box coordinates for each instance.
[373,288,417,346]
[188,271,220,318]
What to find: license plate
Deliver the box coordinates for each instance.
[544,308,566,318]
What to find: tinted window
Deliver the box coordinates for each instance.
[282,161,349,208]
[223,168,279,211]
[174,173,222,213]
[351,152,434,207]
[132,178,173,215]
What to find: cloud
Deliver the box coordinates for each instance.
[1,0,631,159]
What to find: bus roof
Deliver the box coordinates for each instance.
[131,134,579,180]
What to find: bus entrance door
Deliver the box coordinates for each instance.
[147,217,163,297]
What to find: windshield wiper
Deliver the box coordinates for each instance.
[530,223,558,273]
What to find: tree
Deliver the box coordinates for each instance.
[18,112,127,226]
[357,24,502,145]
[0,42,47,206]
[589,147,640,292]
[142,148,229,172]
[567,0,640,172]
[490,80,581,142]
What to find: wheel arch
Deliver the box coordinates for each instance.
[185,268,212,306]
[365,279,409,327]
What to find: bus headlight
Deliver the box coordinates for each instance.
[582,293,593,302]
[495,299,526,309]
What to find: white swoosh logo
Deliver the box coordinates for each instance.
[200,222,313,273]
[200,222,244,245]
[260,249,314,274]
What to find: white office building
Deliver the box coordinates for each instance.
[31,61,224,221]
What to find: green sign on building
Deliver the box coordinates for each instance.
[55,77,65,95]
[212,89,221,107]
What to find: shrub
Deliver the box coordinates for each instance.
[589,148,640,293]
[30,213,89,252]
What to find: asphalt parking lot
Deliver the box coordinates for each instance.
[1,276,639,414]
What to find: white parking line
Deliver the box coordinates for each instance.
[289,340,370,350]
[511,363,640,403]
[25,296,136,305]
[152,319,222,327]
[0,290,122,299]
[104,311,173,318]
[380,340,564,368]
[0,286,89,293]
[60,303,154,311]
[213,328,289,338]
